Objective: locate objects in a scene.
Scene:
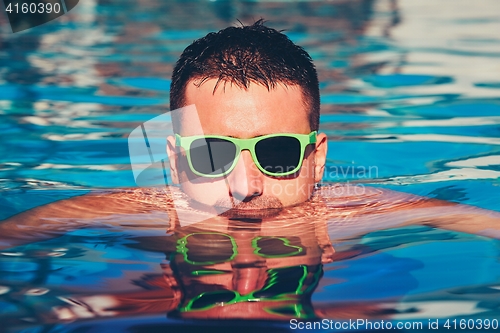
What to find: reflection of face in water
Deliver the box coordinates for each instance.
[57,197,336,322]
[166,218,330,320]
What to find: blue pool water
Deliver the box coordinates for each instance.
[1,0,500,331]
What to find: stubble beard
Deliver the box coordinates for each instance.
[214,195,284,219]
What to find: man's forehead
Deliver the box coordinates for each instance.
[178,79,311,137]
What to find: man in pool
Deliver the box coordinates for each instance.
[1,20,499,249]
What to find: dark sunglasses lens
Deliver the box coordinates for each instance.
[254,266,304,298]
[190,138,237,176]
[255,136,301,174]
[256,237,302,257]
[192,290,236,309]
[185,234,234,264]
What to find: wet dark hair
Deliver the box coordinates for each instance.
[170,19,320,131]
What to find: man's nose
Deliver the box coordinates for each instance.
[227,150,263,202]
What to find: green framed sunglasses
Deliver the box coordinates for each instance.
[176,232,304,266]
[179,265,322,317]
[175,131,317,178]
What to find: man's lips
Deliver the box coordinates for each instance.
[215,195,284,210]
[217,207,283,219]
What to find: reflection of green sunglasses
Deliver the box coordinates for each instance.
[175,131,317,178]
[180,265,321,318]
[176,232,304,266]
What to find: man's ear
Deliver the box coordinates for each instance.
[314,132,328,183]
[166,136,180,184]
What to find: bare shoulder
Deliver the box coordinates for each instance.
[1,186,182,225]
[317,184,454,214]
[0,186,180,249]
[318,184,500,240]
[78,186,178,214]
